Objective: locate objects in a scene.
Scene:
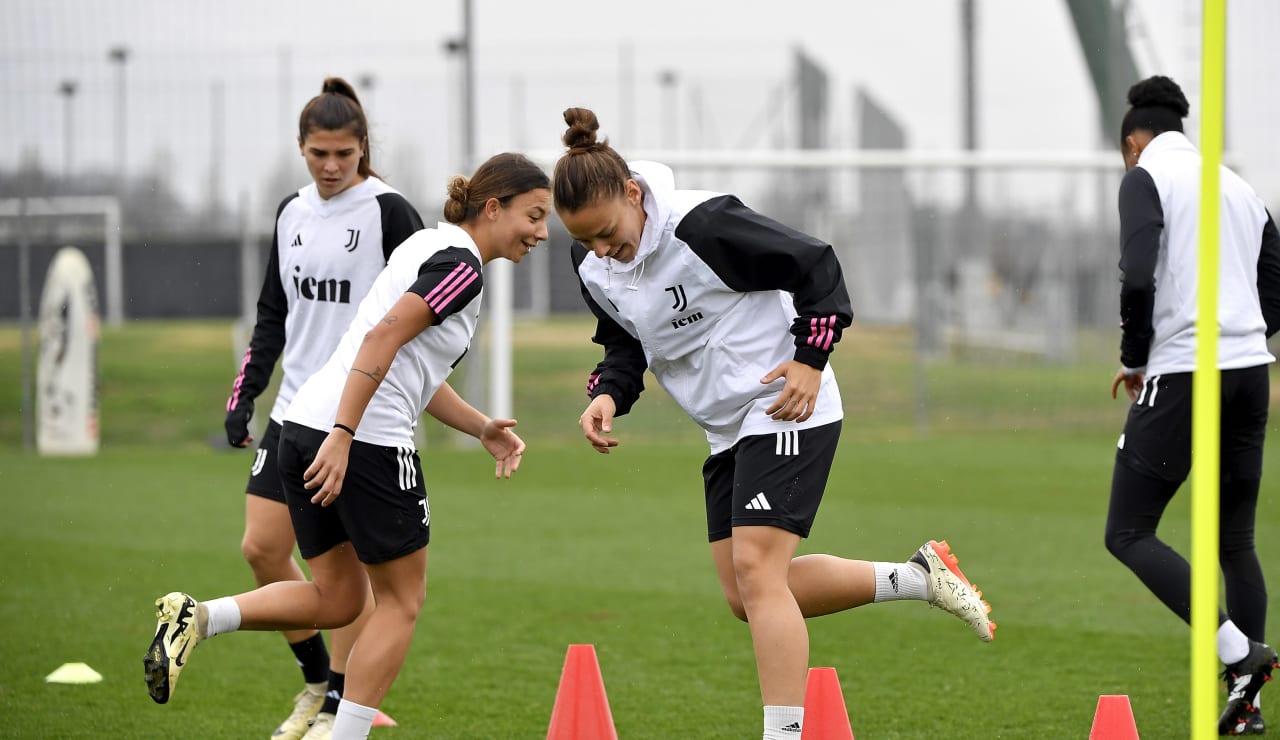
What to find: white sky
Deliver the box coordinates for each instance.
[3,0,1278,215]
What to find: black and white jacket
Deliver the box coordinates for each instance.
[1118,131,1280,375]
[573,162,853,453]
[227,177,424,425]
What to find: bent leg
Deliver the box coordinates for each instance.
[233,542,368,631]
[1104,461,1221,626]
[242,495,317,644]
[713,539,875,620]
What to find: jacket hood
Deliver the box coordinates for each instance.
[605,160,674,274]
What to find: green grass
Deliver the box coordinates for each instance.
[1,319,1277,737]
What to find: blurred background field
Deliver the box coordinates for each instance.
[2,318,1279,738]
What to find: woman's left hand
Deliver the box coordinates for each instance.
[304,431,353,506]
[761,360,821,422]
[481,418,525,479]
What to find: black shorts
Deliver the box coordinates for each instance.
[278,421,431,565]
[1116,366,1269,482]
[703,420,841,542]
[245,419,285,502]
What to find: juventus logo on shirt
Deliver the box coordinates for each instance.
[343,229,361,252]
[665,284,688,312]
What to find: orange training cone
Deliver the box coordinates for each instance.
[800,667,855,740]
[1088,694,1139,740]
[546,644,618,740]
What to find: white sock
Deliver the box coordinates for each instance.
[202,597,241,638]
[763,705,804,739]
[872,561,928,602]
[1218,620,1251,665]
[332,698,378,740]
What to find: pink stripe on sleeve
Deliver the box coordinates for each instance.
[806,316,836,351]
[227,349,251,411]
[429,269,479,313]
[423,263,470,305]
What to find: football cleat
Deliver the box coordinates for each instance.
[1219,641,1278,735]
[1226,705,1265,736]
[271,688,326,740]
[300,711,335,740]
[911,540,996,642]
[143,592,202,704]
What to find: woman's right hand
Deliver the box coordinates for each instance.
[579,394,619,454]
[304,431,353,506]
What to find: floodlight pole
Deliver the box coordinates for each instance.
[58,80,77,182]
[108,46,129,194]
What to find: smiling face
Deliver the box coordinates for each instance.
[480,188,553,264]
[558,179,647,263]
[300,128,366,199]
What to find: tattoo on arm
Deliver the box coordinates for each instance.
[353,365,384,383]
[381,314,398,326]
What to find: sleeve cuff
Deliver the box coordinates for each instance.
[1122,364,1146,376]
[793,346,829,371]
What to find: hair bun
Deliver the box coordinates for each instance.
[443,175,471,224]
[1127,75,1190,118]
[562,107,601,150]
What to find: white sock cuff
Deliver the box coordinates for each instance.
[872,561,927,602]
[1217,620,1251,665]
[763,705,804,737]
[333,699,379,740]
[203,596,242,638]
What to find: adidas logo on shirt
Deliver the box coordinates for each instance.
[745,492,772,511]
[291,234,303,247]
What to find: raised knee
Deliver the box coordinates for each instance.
[1104,526,1137,559]
[240,532,291,573]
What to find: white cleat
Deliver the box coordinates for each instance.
[912,540,996,642]
[271,688,326,740]
[300,711,335,740]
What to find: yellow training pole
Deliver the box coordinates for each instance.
[1191,0,1226,737]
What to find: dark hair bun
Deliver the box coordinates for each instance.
[1127,76,1189,118]
[562,107,600,149]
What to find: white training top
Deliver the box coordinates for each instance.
[226,176,422,425]
[285,222,485,448]
[1124,131,1275,374]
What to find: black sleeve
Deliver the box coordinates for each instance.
[1116,167,1163,369]
[406,246,483,323]
[1257,210,1280,338]
[227,194,296,411]
[571,242,647,416]
[674,195,853,370]
[377,192,425,262]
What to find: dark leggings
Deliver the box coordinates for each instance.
[1104,461,1267,640]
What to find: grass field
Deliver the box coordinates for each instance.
[2,319,1278,738]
